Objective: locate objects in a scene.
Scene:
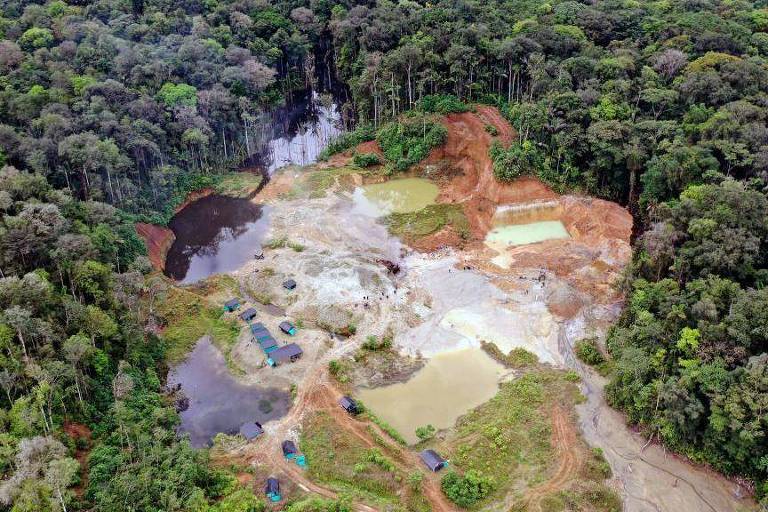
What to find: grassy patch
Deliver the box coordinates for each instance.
[385,203,470,242]
[481,342,539,369]
[361,408,407,446]
[306,166,367,197]
[446,371,559,504]
[265,236,305,252]
[213,172,263,197]
[442,369,618,510]
[329,359,353,383]
[300,412,404,507]
[152,275,241,364]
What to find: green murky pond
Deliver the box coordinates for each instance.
[352,178,439,216]
[486,220,570,247]
[357,348,506,444]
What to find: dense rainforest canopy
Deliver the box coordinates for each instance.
[1,0,768,509]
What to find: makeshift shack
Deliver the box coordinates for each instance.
[239,307,258,322]
[279,321,297,336]
[265,478,281,502]
[223,298,240,312]
[282,439,306,467]
[239,422,263,440]
[339,396,360,415]
[267,343,303,366]
[419,449,447,472]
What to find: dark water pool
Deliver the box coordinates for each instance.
[164,90,342,284]
[164,195,270,284]
[167,337,291,448]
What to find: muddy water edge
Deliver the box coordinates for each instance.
[164,195,271,284]
[352,177,439,216]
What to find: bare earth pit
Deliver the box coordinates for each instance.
[143,105,755,512]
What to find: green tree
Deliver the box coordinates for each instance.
[18,28,53,50]
[158,83,198,108]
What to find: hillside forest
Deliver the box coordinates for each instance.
[1,0,768,510]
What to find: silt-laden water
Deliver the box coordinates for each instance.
[352,178,439,217]
[485,220,570,247]
[357,348,506,444]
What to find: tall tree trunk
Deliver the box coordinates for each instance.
[407,63,413,107]
[16,329,27,358]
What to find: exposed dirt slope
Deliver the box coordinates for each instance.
[135,222,175,271]
[424,106,553,234]
[134,187,217,272]
[64,422,92,497]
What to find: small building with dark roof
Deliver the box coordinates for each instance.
[283,279,297,290]
[223,298,240,312]
[279,321,297,336]
[268,343,303,365]
[250,322,269,334]
[258,337,278,353]
[239,307,258,322]
[419,450,447,472]
[265,478,281,501]
[239,422,263,440]
[281,440,298,457]
[339,396,360,415]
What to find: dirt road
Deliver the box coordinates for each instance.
[523,406,583,512]
[219,105,752,512]
[232,329,457,512]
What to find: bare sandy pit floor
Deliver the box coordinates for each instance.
[148,104,755,511]
[225,162,755,511]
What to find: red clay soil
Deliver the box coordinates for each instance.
[373,105,633,307]
[331,107,632,308]
[64,422,92,497]
[135,222,175,271]
[524,405,583,512]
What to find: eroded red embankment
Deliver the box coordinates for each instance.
[348,105,633,308]
[135,222,175,271]
[134,188,216,271]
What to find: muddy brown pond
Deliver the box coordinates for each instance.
[164,195,271,284]
[167,337,291,447]
[357,348,507,444]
